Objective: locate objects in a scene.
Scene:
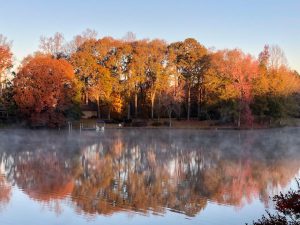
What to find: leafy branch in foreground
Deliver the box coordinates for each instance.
[249,179,300,225]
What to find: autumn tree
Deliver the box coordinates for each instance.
[252,45,300,123]
[71,37,122,118]
[169,38,207,120]
[128,40,149,117]
[160,72,185,126]
[114,41,133,119]
[88,66,112,118]
[0,34,13,97]
[13,55,78,127]
[144,39,168,119]
[71,39,98,105]
[209,49,259,127]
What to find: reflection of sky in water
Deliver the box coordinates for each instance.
[0,128,300,224]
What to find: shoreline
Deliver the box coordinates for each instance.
[1,118,300,131]
[1,124,300,131]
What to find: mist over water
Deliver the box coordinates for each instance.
[0,128,300,225]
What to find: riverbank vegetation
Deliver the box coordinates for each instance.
[0,31,299,128]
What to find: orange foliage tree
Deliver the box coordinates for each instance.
[71,38,121,118]
[252,45,300,123]
[13,55,78,127]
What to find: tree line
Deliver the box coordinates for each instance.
[0,30,299,127]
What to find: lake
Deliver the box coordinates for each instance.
[0,128,299,225]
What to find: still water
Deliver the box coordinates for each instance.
[0,128,299,225]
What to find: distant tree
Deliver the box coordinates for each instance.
[268,45,288,70]
[65,28,98,56]
[122,31,136,43]
[13,55,78,127]
[39,32,66,58]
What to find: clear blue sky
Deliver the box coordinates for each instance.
[1,0,299,71]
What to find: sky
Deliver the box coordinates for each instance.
[0,0,299,71]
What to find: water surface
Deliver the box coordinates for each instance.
[0,128,300,225]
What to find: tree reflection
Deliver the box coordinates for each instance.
[71,129,300,217]
[0,129,299,217]
[0,154,11,211]
[13,151,75,202]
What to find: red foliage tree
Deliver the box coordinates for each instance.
[13,55,77,127]
[212,49,259,127]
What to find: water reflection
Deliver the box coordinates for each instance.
[0,128,299,221]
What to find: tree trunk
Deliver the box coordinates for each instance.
[237,98,241,128]
[187,84,191,120]
[127,103,131,120]
[134,93,138,118]
[97,97,101,119]
[0,74,2,97]
[85,90,89,105]
[158,94,161,122]
[108,105,111,120]
[169,110,172,127]
[197,85,202,119]
[151,93,155,119]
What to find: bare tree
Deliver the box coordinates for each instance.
[39,32,66,58]
[66,28,98,55]
[269,45,288,69]
[122,31,136,43]
[0,34,13,96]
